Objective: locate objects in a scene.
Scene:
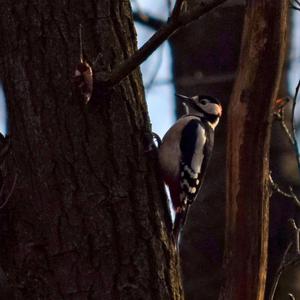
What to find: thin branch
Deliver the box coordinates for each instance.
[269,242,293,300]
[290,0,300,10]
[269,173,300,208]
[288,294,296,300]
[269,219,300,300]
[172,0,184,19]
[96,0,228,87]
[290,80,300,171]
[79,24,83,63]
[277,109,294,144]
[274,81,300,173]
[133,12,165,31]
[289,218,300,255]
[291,4,300,11]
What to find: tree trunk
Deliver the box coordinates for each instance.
[0,1,182,299]
[219,1,288,300]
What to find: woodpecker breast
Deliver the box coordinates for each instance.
[158,115,214,210]
[159,116,201,182]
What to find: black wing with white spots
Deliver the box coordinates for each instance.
[179,118,213,206]
[173,118,214,243]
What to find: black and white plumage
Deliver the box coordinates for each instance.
[158,94,222,244]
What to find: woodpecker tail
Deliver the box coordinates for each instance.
[172,205,190,249]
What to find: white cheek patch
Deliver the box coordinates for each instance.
[205,103,220,115]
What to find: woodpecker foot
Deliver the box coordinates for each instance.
[144,132,162,152]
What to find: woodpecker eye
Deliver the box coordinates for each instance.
[199,99,209,105]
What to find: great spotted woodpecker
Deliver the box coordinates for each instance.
[158,94,222,245]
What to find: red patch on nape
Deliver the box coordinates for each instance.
[274,97,290,111]
[164,176,181,210]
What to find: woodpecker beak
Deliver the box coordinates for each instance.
[175,93,190,100]
[175,94,194,105]
[216,104,222,117]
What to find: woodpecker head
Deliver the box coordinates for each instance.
[176,94,222,128]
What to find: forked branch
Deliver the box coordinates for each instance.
[275,81,300,171]
[290,0,300,11]
[133,12,165,30]
[269,173,300,208]
[269,219,300,300]
[96,0,227,87]
[270,81,300,208]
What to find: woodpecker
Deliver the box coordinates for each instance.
[158,94,222,245]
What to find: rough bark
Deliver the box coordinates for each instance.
[219,1,288,300]
[0,1,182,299]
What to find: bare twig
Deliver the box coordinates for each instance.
[269,241,293,300]
[269,219,300,300]
[288,293,296,300]
[277,109,294,144]
[289,218,300,255]
[290,3,300,10]
[96,0,227,87]
[133,0,183,28]
[290,0,300,10]
[290,80,300,171]
[269,173,300,208]
[79,24,83,63]
[172,0,184,19]
[133,12,165,31]
[274,81,300,173]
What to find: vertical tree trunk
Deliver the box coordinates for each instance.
[219,1,288,300]
[0,1,182,299]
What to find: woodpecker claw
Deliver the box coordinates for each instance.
[144,132,162,152]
